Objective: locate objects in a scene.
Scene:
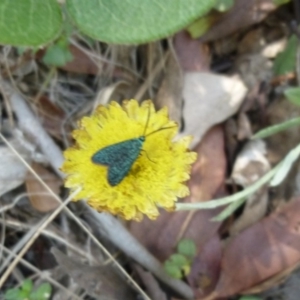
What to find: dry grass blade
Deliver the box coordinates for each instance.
[0,218,98,263]
[0,216,47,275]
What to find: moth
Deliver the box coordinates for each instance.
[91,105,175,186]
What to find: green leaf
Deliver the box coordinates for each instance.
[252,117,300,139]
[164,261,182,279]
[4,288,23,300]
[169,253,189,267]
[42,43,73,67]
[273,35,297,75]
[5,289,29,300]
[284,87,300,106]
[177,239,197,258]
[66,0,216,44]
[0,0,62,47]
[30,283,52,300]
[20,279,33,295]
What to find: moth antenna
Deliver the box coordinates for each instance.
[145,125,177,138]
[141,149,155,163]
[143,103,151,136]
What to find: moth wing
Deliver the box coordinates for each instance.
[107,162,133,186]
[92,139,143,186]
[92,145,116,165]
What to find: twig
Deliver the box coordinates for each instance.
[0,213,46,274]
[134,51,169,101]
[0,218,98,264]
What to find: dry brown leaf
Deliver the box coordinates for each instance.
[201,0,276,43]
[230,187,269,236]
[237,28,266,55]
[174,31,211,72]
[242,260,300,295]
[188,236,222,298]
[179,72,247,148]
[213,198,300,297]
[237,112,252,140]
[155,53,183,125]
[60,45,99,74]
[130,209,221,263]
[25,162,61,212]
[34,95,67,141]
[186,126,226,202]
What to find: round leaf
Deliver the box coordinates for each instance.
[21,279,33,294]
[169,253,189,267]
[42,44,73,66]
[177,239,197,258]
[4,289,23,300]
[66,0,216,44]
[0,0,62,46]
[30,283,52,300]
[164,261,182,279]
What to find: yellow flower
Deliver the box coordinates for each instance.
[61,99,196,221]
